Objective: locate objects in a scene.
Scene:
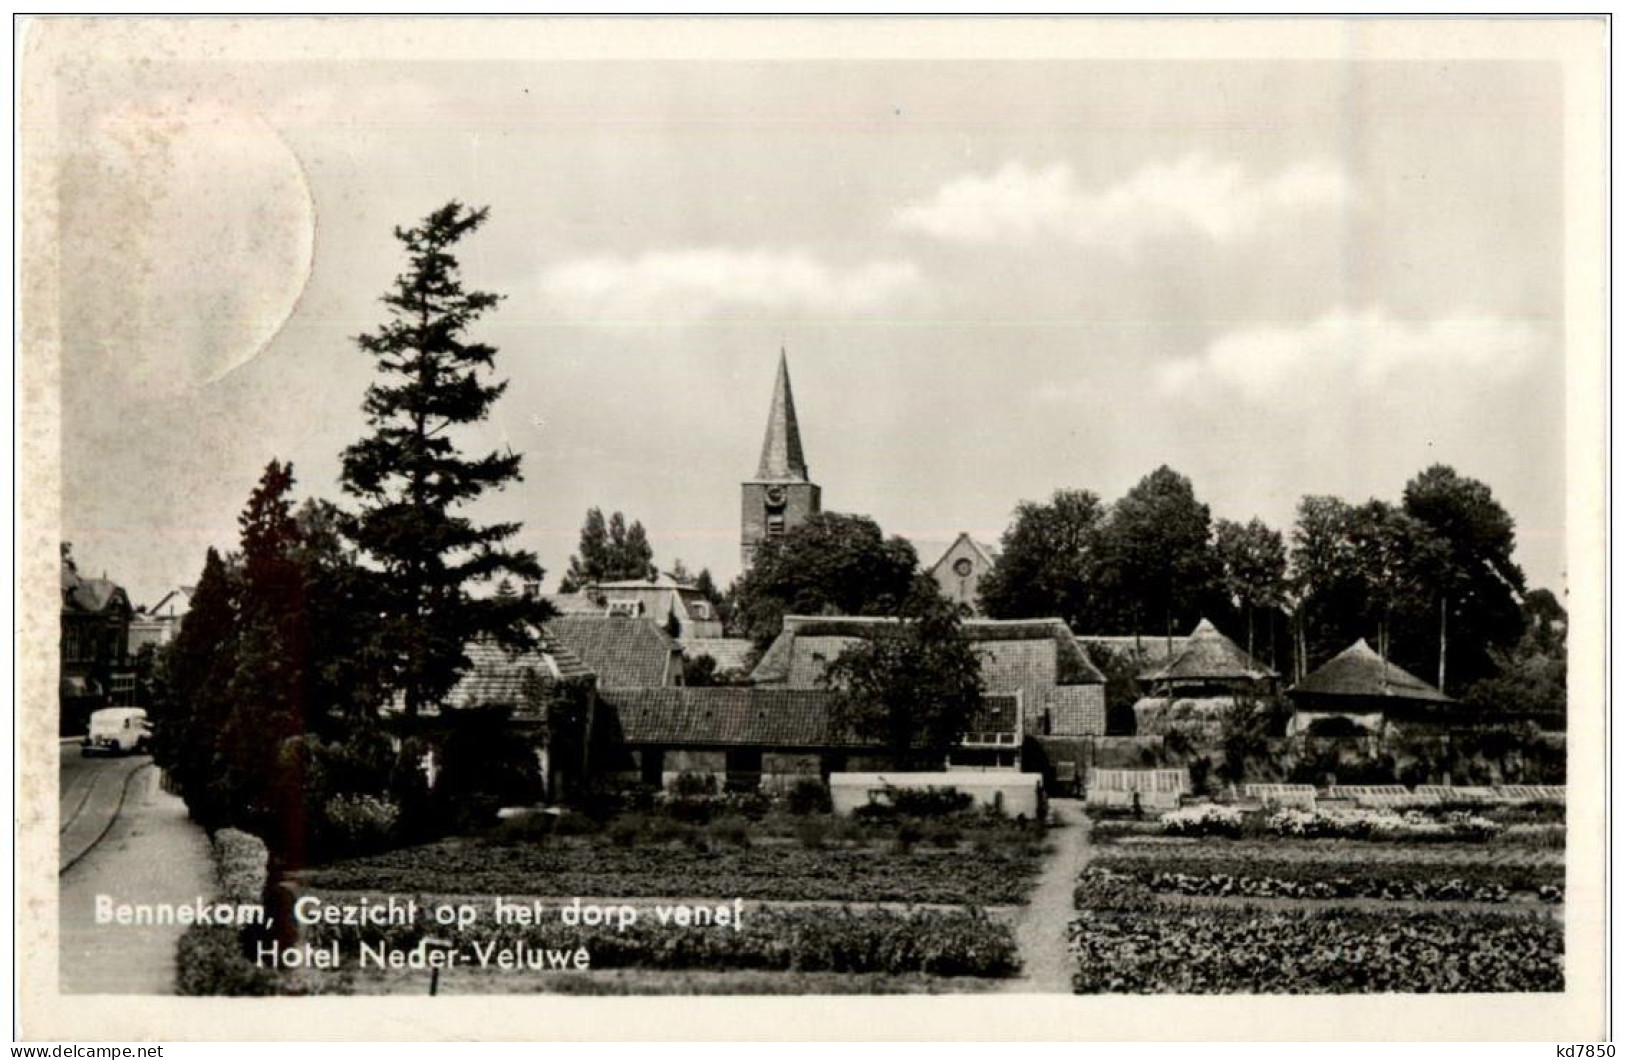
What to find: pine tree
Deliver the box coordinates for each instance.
[340,202,551,719]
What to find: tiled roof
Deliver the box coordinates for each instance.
[597,687,874,748]
[925,532,1001,576]
[1290,639,1453,704]
[402,635,594,718]
[680,637,758,675]
[751,615,1105,688]
[1140,618,1277,683]
[546,615,679,688]
[965,693,1022,736]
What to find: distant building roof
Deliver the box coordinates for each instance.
[546,614,680,688]
[924,533,1000,576]
[61,567,131,616]
[680,637,758,675]
[596,687,873,748]
[1140,618,1277,684]
[750,615,1105,688]
[753,349,811,483]
[1290,639,1453,705]
[545,592,608,616]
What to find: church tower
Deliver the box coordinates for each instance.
[741,350,822,569]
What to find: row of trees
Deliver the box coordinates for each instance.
[153,203,553,858]
[977,464,1537,697]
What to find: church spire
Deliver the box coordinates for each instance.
[755,348,809,481]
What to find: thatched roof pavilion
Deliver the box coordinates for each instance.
[1289,638,1453,712]
[1139,618,1277,692]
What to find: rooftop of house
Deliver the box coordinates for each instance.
[595,686,871,748]
[923,532,1001,575]
[749,615,1105,687]
[546,614,680,688]
[61,565,131,616]
[391,633,595,719]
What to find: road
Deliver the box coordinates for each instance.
[58,743,214,994]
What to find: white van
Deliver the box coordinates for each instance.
[83,707,151,756]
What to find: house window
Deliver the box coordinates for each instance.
[690,601,712,620]
[607,599,642,618]
[109,673,136,706]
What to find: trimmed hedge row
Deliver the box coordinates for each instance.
[306,902,1021,979]
[175,828,274,996]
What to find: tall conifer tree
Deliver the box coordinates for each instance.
[341,203,550,719]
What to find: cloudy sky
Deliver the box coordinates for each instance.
[45,34,1569,607]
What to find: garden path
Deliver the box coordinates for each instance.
[1003,797,1090,994]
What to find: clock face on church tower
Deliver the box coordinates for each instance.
[764,485,788,508]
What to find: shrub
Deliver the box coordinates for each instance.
[1265,808,1503,843]
[671,771,719,799]
[174,924,278,996]
[322,794,401,855]
[927,824,964,849]
[787,778,832,816]
[212,828,269,905]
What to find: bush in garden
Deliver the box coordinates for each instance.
[212,828,269,905]
[322,794,401,855]
[787,778,833,816]
[175,924,279,996]
[710,815,752,848]
[1264,807,1503,842]
[671,771,719,799]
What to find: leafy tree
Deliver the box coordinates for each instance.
[730,511,918,646]
[1096,466,1222,641]
[1288,495,1362,679]
[559,507,657,590]
[1214,517,1287,662]
[823,578,986,770]
[1462,589,1565,726]
[1401,465,1527,692]
[339,202,550,720]
[1342,500,1434,667]
[978,489,1105,628]
[692,567,730,625]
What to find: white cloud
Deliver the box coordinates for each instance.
[539,248,921,319]
[893,156,1351,249]
[1156,308,1549,402]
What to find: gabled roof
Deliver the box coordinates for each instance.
[594,573,686,591]
[749,615,1105,687]
[1140,618,1277,683]
[1290,639,1453,704]
[925,532,1000,576]
[61,569,131,616]
[596,687,874,748]
[753,349,810,483]
[546,614,680,688]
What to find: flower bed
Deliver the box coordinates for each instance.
[1068,904,1562,993]
[302,839,1041,905]
[1264,808,1502,842]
